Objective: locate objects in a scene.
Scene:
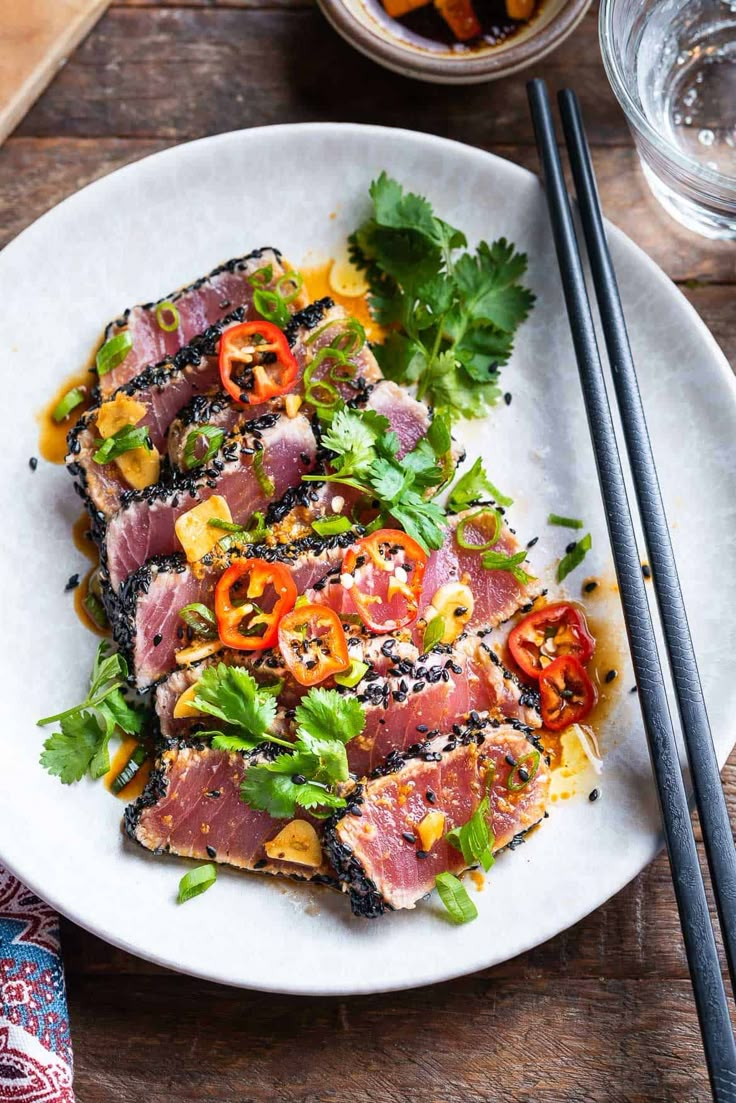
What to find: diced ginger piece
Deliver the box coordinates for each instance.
[95,392,147,438]
[417,809,446,852]
[115,445,160,490]
[428,582,474,645]
[264,820,322,868]
[284,393,303,418]
[505,0,534,19]
[175,639,223,666]
[172,682,203,719]
[175,495,232,563]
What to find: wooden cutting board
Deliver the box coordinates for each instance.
[0,0,109,146]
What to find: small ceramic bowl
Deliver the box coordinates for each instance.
[318,0,592,84]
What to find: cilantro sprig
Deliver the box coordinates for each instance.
[190,664,287,752]
[241,689,365,819]
[37,643,145,784]
[304,405,447,552]
[448,456,513,513]
[349,174,535,422]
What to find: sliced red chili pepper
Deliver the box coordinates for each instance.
[341,529,428,634]
[277,603,350,687]
[508,602,595,681]
[215,558,297,651]
[219,321,298,406]
[539,654,597,732]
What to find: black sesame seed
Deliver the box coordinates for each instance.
[589,788,600,802]
[518,767,530,783]
[416,850,429,860]
[29,456,38,471]
[503,392,512,406]
[402,832,417,844]
[527,536,539,549]
[253,858,268,870]
[206,789,221,799]
[630,685,638,694]
[153,633,162,647]
[605,669,617,683]
[584,580,598,594]
[65,574,80,592]
[426,789,436,804]
[566,541,578,554]
[416,724,428,733]
[206,845,217,859]
[505,754,517,767]
[350,806,363,817]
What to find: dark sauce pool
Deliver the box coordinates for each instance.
[366,0,542,52]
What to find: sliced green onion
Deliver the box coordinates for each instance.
[435,872,478,924]
[155,300,180,333]
[276,270,304,305]
[557,532,592,583]
[179,603,218,639]
[548,513,584,529]
[507,749,541,792]
[207,518,247,533]
[182,425,225,470]
[422,615,445,653]
[446,784,495,873]
[334,659,370,688]
[303,347,356,410]
[455,507,502,552]
[330,317,366,356]
[96,331,133,376]
[481,547,535,585]
[252,449,275,496]
[111,743,148,794]
[93,424,151,464]
[311,515,352,537]
[253,287,290,328]
[52,386,86,423]
[83,591,109,630]
[249,264,273,288]
[177,863,217,904]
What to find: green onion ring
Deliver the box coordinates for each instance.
[455,507,502,552]
[506,750,541,792]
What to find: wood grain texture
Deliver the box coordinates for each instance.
[2,2,734,1100]
[0,0,110,145]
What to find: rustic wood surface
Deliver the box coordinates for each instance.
[2,2,734,1100]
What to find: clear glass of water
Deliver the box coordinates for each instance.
[600,0,736,239]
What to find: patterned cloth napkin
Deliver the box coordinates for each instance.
[0,868,74,1101]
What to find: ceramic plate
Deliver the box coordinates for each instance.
[1,124,734,995]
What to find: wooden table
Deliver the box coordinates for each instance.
[2,3,734,1099]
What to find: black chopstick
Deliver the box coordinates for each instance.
[526,78,736,1101]
[558,86,736,995]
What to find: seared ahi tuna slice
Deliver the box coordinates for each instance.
[325,721,550,916]
[125,744,336,882]
[68,308,246,524]
[308,512,541,643]
[168,378,429,471]
[97,248,306,397]
[115,531,360,689]
[165,299,386,469]
[154,633,539,767]
[104,411,318,592]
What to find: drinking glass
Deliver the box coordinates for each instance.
[600,0,736,239]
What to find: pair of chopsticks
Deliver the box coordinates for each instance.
[527,80,736,1100]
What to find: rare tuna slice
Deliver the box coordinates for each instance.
[325,721,550,916]
[96,248,307,397]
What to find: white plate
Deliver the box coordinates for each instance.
[1,124,734,996]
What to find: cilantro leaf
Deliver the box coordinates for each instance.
[448,457,513,512]
[240,689,365,819]
[320,407,388,480]
[192,664,279,749]
[40,710,107,785]
[349,175,535,421]
[295,688,366,747]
